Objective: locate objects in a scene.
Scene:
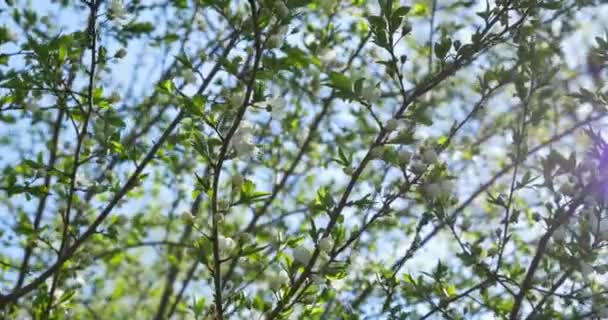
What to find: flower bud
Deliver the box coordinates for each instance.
[270,269,289,290]
[293,247,311,265]
[319,236,334,253]
[218,235,236,256]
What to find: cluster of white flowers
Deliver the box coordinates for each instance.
[231,121,257,156]
[181,69,197,84]
[293,247,311,265]
[405,139,439,175]
[319,48,342,69]
[75,172,92,188]
[269,269,290,290]
[257,95,287,119]
[552,224,568,242]
[194,12,206,30]
[181,211,195,225]
[398,149,412,166]
[109,0,129,25]
[422,179,453,200]
[319,235,334,253]
[361,82,381,103]
[218,235,237,258]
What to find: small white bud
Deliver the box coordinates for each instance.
[293,247,311,265]
[319,236,334,253]
[181,211,195,225]
[421,148,438,164]
[362,84,381,103]
[553,225,567,241]
[270,269,289,290]
[218,235,237,257]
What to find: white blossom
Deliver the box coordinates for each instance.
[181,211,195,225]
[422,183,442,199]
[410,161,426,175]
[181,69,197,84]
[232,121,257,157]
[553,225,567,241]
[75,173,91,188]
[259,96,287,119]
[319,236,334,253]
[218,235,237,257]
[195,12,206,30]
[293,247,311,265]
[320,48,341,69]
[270,269,289,290]
[7,29,18,42]
[421,148,438,164]
[361,83,381,103]
[109,0,129,25]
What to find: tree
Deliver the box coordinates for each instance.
[1,0,608,318]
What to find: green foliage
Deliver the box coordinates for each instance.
[1,0,608,320]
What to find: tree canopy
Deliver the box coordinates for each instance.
[1,0,608,319]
